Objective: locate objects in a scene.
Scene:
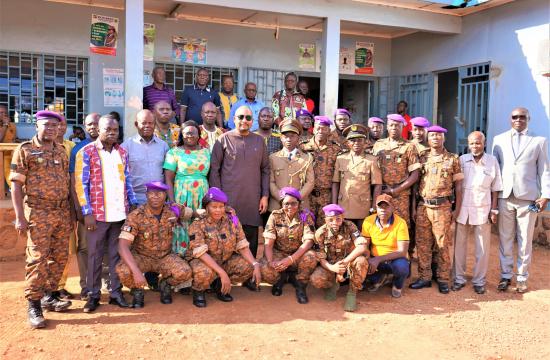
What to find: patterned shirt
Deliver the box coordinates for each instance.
[154,123,180,148]
[300,137,342,189]
[372,138,421,192]
[199,125,224,152]
[263,209,315,254]
[256,131,283,155]
[272,89,307,123]
[418,149,464,202]
[314,221,366,263]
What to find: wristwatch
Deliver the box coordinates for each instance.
[490,209,499,215]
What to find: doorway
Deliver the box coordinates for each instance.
[437,70,459,153]
[338,79,373,125]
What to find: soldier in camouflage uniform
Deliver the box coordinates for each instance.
[366,117,385,155]
[116,182,193,308]
[189,187,262,307]
[10,110,72,329]
[261,187,317,304]
[301,116,342,227]
[409,126,463,294]
[329,108,352,149]
[372,114,420,227]
[296,109,313,143]
[310,204,369,312]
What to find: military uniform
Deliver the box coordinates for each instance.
[188,206,254,291]
[116,204,192,288]
[299,131,313,144]
[269,148,314,211]
[300,138,341,226]
[372,138,420,226]
[261,209,317,284]
[415,149,463,282]
[329,129,348,149]
[333,152,382,220]
[10,136,72,301]
[310,221,368,292]
[412,141,430,158]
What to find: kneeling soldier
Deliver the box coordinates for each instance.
[310,204,369,312]
[189,187,262,307]
[261,187,317,304]
[116,181,193,307]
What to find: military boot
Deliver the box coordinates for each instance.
[294,281,309,304]
[131,288,145,308]
[192,290,207,308]
[41,292,72,312]
[28,300,46,329]
[324,281,340,301]
[343,291,357,312]
[159,279,173,304]
[271,272,287,296]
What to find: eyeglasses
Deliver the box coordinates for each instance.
[282,201,299,207]
[236,115,253,121]
[512,115,527,120]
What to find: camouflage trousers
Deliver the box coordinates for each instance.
[392,191,411,227]
[116,252,192,289]
[310,256,368,293]
[190,254,254,291]
[415,204,453,282]
[24,204,72,300]
[310,188,332,227]
[260,249,317,284]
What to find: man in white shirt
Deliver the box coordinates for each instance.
[453,131,502,294]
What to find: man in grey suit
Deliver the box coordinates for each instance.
[492,107,550,293]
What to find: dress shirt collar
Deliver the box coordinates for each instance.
[512,128,528,136]
[136,134,158,144]
[375,215,394,230]
[463,152,487,165]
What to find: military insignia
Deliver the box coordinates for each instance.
[54,160,60,165]
[144,232,150,239]
[351,125,357,131]
[122,225,132,232]
[37,158,44,163]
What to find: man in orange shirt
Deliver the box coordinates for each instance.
[362,194,410,298]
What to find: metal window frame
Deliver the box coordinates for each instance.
[0,50,89,125]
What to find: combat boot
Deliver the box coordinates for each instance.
[271,272,287,296]
[192,290,207,308]
[324,281,340,301]
[343,291,357,312]
[159,279,173,304]
[41,292,72,312]
[28,300,46,329]
[294,281,309,304]
[131,288,145,308]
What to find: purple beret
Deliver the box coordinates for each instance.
[279,187,301,201]
[35,110,64,122]
[368,117,384,124]
[314,115,332,127]
[387,114,406,124]
[296,109,313,118]
[145,181,169,192]
[204,187,228,203]
[322,204,345,217]
[411,117,431,128]
[427,125,448,133]
[334,108,351,118]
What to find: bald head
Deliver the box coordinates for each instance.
[467,131,485,144]
[135,109,155,140]
[83,112,100,139]
[467,130,486,157]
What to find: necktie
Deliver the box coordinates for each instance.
[514,133,522,157]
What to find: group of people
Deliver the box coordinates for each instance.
[4,68,549,331]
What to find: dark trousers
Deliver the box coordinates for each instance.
[86,220,123,299]
[367,257,410,289]
[242,225,259,257]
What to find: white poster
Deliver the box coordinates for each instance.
[103,68,124,107]
[339,47,354,74]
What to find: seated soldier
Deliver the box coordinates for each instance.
[310,204,369,312]
[189,187,262,308]
[116,181,193,308]
[363,194,410,298]
[261,187,317,304]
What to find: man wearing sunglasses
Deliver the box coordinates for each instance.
[492,107,549,293]
[210,106,270,267]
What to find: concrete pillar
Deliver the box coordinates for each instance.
[123,0,144,139]
[319,16,340,118]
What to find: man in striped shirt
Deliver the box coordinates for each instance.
[143,67,180,121]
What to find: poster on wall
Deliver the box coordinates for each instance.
[143,23,156,61]
[172,37,207,65]
[339,47,354,74]
[90,14,119,56]
[355,42,374,74]
[298,44,316,70]
[103,68,124,107]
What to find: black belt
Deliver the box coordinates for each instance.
[26,198,69,208]
[422,197,450,206]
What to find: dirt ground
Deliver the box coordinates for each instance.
[1,237,549,360]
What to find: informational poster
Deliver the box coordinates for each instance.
[172,37,207,65]
[90,14,119,56]
[103,68,124,107]
[298,43,316,70]
[339,47,354,74]
[143,23,156,61]
[355,42,375,74]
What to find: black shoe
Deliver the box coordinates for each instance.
[80,289,89,301]
[131,289,145,308]
[83,298,100,313]
[437,282,450,294]
[28,300,46,329]
[145,272,159,292]
[56,289,74,300]
[192,290,207,308]
[497,278,511,292]
[41,292,72,312]
[294,281,309,304]
[473,285,486,294]
[451,282,466,292]
[109,294,130,308]
[409,279,432,290]
[159,279,173,304]
[271,274,286,296]
[216,290,233,302]
[431,260,438,281]
[242,278,259,292]
[287,272,297,287]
